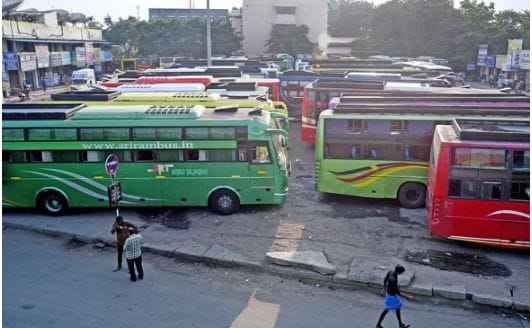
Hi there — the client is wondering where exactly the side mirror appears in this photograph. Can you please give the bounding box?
[280,135,286,147]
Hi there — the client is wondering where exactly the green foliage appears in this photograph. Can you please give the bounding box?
[103,18,241,58]
[327,0,529,71]
[265,24,314,57]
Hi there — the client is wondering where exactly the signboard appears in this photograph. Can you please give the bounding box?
[511,50,522,68]
[75,47,86,67]
[19,52,37,71]
[484,54,496,68]
[466,63,476,71]
[507,39,523,55]
[4,12,45,23]
[35,45,50,68]
[61,51,71,65]
[520,50,530,70]
[495,55,507,69]
[3,52,18,70]
[85,42,95,65]
[50,52,62,67]
[105,154,120,176]
[94,48,101,62]
[107,181,122,207]
[101,50,113,62]
[476,44,488,66]
[70,51,77,66]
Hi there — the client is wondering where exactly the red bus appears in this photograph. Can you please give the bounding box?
[135,75,214,86]
[301,80,529,143]
[427,119,529,249]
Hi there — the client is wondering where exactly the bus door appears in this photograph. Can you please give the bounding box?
[248,141,275,203]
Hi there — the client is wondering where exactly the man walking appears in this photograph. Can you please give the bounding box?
[376,264,411,328]
[110,216,136,271]
[123,227,144,282]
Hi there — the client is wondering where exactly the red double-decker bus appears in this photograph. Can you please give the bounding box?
[427,119,529,249]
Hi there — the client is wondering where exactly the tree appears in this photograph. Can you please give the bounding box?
[103,17,242,58]
[265,24,314,56]
[328,0,374,38]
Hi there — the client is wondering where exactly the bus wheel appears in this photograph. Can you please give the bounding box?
[209,189,240,215]
[398,183,426,209]
[38,191,68,216]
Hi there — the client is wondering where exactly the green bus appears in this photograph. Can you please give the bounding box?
[315,106,529,208]
[46,92,291,147]
[3,103,290,215]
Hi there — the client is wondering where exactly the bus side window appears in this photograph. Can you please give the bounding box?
[3,151,26,163]
[510,181,530,200]
[134,150,157,161]
[185,150,207,161]
[251,144,271,164]
[512,150,530,171]
[28,151,52,162]
[480,181,503,200]
[448,179,476,198]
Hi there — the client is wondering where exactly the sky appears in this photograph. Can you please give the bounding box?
[15,0,531,23]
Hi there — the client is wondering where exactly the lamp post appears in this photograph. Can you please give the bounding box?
[206,0,211,66]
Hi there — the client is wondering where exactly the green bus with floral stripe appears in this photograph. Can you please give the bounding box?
[3,103,289,215]
[315,107,529,208]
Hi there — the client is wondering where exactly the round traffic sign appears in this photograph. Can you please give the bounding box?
[105,154,119,176]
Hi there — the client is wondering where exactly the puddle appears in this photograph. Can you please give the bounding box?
[64,238,86,249]
[406,249,512,277]
[137,208,190,230]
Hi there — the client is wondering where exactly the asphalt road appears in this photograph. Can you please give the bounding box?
[3,229,527,328]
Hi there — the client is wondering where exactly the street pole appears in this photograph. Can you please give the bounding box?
[9,20,24,88]
[206,0,212,66]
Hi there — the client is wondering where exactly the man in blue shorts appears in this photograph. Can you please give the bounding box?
[376,264,411,328]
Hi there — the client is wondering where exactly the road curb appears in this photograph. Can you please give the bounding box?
[3,222,528,313]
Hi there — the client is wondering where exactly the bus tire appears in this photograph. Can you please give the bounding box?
[398,183,426,209]
[38,191,68,216]
[209,189,240,215]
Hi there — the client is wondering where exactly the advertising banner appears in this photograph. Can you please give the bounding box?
[101,50,113,62]
[61,51,72,65]
[507,39,523,54]
[70,51,77,66]
[19,52,37,71]
[85,42,95,65]
[94,48,101,62]
[495,55,507,69]
[35,45,50,68]
[50,52,62,67]
[3,52,18,70]
[75,47,86,67]
[476,44,488,66]
[520,50,529,70]
[466,64,476,71]
[484,54,496,68]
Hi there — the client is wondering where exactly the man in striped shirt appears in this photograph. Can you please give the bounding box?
[123,227,144,282]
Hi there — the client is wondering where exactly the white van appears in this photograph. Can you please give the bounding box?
[71,69,96,88]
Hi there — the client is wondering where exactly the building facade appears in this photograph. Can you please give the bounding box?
[2,10,110,91]
[149,8,228,21]
[241,0,328,57]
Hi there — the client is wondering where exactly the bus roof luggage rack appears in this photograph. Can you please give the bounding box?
[314,80,385,90]
[207,82,257,91]
[2,103,85,120]
[452,119,530,142]
[214,105,239,112]
[51,90,121,101]
[337,95,531,104]
[331,104,530,116]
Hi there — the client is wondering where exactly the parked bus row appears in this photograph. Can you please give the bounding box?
[2,103,290,216]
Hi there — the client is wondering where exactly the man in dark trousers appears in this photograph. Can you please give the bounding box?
[110,216,136,271]
[376,264,411,328]
[123,227,144,282]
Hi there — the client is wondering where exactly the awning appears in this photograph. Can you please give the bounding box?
[7,38,111,45]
